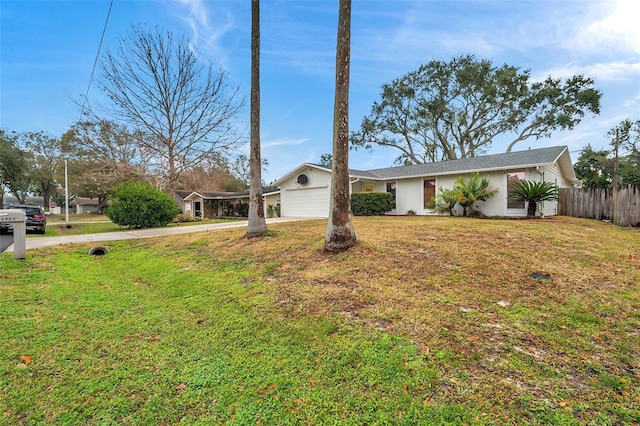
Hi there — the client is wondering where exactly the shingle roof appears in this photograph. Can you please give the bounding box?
[356,146,568,179]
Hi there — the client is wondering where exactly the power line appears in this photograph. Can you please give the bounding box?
[79,0,114,119]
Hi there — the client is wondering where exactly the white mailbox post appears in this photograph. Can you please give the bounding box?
[0,209,26,259]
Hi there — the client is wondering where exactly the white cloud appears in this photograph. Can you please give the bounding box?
[262,138,309,149]
[577,0,640,54]
[173,0,236,68]
[623,94,640,108]
[534,61,640,82]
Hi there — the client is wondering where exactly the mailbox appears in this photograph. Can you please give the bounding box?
[0,209,26,259]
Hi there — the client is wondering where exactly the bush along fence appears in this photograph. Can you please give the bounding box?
[558,185,640,227]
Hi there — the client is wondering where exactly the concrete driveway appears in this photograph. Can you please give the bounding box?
[3,217,320,252]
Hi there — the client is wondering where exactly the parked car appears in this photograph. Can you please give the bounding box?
[0,204,47,234]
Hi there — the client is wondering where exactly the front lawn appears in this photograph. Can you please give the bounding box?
[1,216,638,424]
[41,218,241,237]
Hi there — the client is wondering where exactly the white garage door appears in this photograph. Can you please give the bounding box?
[285,187,330,217]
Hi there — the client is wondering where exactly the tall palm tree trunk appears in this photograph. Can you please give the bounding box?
[247,0,267,237]
[324,0,356,252]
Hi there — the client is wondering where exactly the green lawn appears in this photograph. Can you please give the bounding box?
[1,216,639,425]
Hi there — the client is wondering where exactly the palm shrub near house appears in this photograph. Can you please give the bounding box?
[453,172,498,217]
[434,187,458,216]
[106,181,180,229]
[509,180,559,217]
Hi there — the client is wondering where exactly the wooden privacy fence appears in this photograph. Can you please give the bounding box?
[558,185,640,227]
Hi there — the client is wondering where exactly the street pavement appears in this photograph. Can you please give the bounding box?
[0,233,14,253]
[2,217,320,252]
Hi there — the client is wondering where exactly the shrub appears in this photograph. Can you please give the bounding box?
[351,192,394,216]
[173,213,201,223]
[234,202,249,217]
[434,187,458,215]
[106,181,180,229]
[508,180,559,218]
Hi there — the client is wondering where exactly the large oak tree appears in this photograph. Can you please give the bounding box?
[352,55,601,164]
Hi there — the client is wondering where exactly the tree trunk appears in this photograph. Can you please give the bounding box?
[324,0,356,252]
[246,0,267,237]
[527,200,537,217]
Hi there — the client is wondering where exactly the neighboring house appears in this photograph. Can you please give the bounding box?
[171,190,193,215]
[179,189,281,218]
[273,146,578,218]
[74,197,100,214]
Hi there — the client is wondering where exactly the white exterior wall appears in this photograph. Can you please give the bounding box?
[393,177,423,215]
[280,166,331,217]
[536,164,563,217]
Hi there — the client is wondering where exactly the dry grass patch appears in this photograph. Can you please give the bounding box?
[173,215,639,423]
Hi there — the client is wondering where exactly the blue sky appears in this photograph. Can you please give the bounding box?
[1,0,639,183]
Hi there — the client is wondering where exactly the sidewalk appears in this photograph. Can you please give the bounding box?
[4,217,320,252]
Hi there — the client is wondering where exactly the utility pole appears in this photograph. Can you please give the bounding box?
[612,129,619,225]
[65,159,69,225]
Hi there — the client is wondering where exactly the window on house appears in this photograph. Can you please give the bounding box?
[386,182,396,210]
[423,179,436,209]
[507,171,525,209]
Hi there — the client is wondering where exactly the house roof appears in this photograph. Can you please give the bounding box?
[74,197,99,206]
[181,188,280,201]
[183,191,248,201]
[362,146,575,180]
[274,146,577,185]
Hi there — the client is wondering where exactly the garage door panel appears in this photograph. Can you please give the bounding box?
[285,187,329,217]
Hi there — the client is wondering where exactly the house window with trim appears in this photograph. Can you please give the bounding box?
[507,171,525,209]
[423,179,436,209]
[386,182,396,210]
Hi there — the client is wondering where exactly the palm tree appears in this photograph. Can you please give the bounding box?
[324,0,356,251]
[434,187,458,216]
[453,172,498,217]
[509,180,559,218]
[246,0,267,237]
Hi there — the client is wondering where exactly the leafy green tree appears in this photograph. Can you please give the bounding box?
[61,120,147,212]
[351,55,601,164]
[0,129,32,204]
[508,180,559,218]
[22,131,62,210]
[574,144,613,189]
[452,172,498,217]
[609,118,640,153]
[106,181,180,229]
[618,152,640,185]
[319,153,333,168]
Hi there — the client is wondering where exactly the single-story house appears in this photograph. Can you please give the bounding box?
[74,197,100,214]
[180,189,281,218]
[273,146,578,218]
